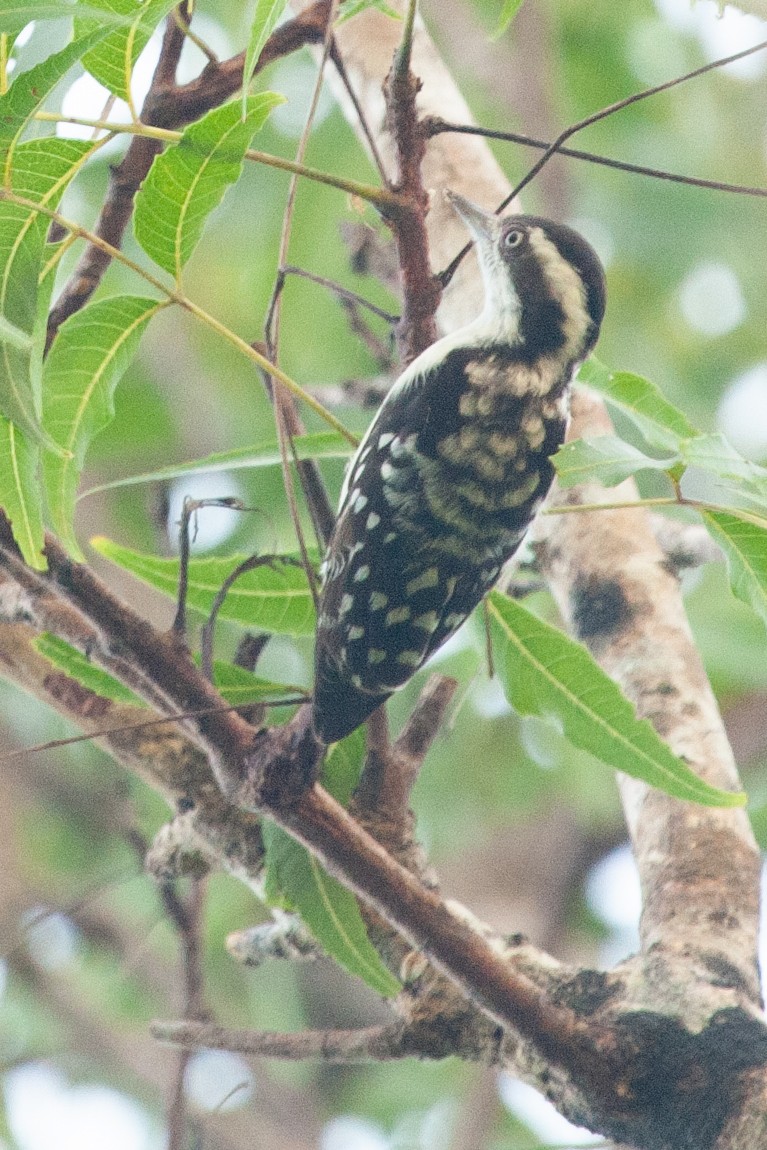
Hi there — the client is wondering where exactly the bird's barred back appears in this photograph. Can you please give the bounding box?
[312,346,570,742]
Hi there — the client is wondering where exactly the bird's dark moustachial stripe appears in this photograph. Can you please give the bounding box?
[312,195,607,743]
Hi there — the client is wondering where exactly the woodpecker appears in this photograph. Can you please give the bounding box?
[312,193,606,743]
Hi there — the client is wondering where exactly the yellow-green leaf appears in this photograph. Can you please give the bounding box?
[487,591,745,808]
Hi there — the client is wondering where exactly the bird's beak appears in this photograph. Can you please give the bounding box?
[445,191,500,257]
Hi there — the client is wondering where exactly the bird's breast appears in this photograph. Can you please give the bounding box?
[406,349,572,543]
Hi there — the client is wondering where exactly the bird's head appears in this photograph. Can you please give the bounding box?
[446,191,606,362]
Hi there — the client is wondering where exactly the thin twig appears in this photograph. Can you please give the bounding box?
[152,1019,411,1061]
[264,0,342,575]
[281,264,399,323]
[438,36,767,287]
[0,699,309,763]
[199,554,304,682]
[172,497,244,638]
[329,39,390,183]
[427,118,767,200]
[164,875,207,1150]
[505,37,767,208]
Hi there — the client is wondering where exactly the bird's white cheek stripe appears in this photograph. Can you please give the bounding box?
[527,228,591,352]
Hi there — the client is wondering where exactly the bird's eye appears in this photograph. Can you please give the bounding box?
[504,229,525,249]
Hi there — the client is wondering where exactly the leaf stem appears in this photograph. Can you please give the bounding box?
[545,495,767,530]
[33,112,403,210]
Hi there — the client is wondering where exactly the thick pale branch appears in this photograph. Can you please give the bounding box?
[533,390,761,1003]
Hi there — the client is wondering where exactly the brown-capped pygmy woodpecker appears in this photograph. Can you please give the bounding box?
[312,193,606,743]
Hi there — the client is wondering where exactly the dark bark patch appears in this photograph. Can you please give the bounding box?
[601,1008,767,1150]
[552,969,621,1016]
[700,952,754,995]
[571,576,633,641]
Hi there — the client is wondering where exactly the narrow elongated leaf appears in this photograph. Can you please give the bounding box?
[34,636,303,708]
[42,296,162,557]
[578,359,697,451]
[335,0,400,23]
[0,4,154,32]
[700,510,767,630]
[79,430,353,497]
[134,94,284,279]
[90,538,316,635]
[77,0,177,102]
[242,0,289,113]
[321,728,366,807]
[0,135,96,451]
[492,0,525,38]
[552,435,677,488]
[682,433,767,495]
[35,633,142,704]
[0,31,106,176]
[0,416,44,567]
[208,659,307,705]
[0,313,31,351]
[262,821,400,997]
[487,591,744,807]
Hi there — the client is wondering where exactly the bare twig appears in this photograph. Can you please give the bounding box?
[199,554,304,682]
[152,1019,410,1061]
[383,0,441,361]
[438,36,767,288]
[172,496,244,638]
[280,264,399,324]
[356,675,458,820]
[504,37,767,208]
[163,876,207,1150]
[427,118,767,200]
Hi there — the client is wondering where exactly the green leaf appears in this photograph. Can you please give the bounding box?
[492,0,525,38]
[41,295,162,558]
[552,435,677,489]
[334,0,400,24]
[34,635,304,710]
[0,416,44,567]
[0,313,31,351]
[90,538,316,635]
[0,30,106,177]
[34,633,142,704]
[134,93,284,279]
[487,590,745,808]
[0,4,159,32]
[77,0,178,103]
[0,136,97,452]
[578,358,698,451]
[700,510,767,630]
[79,430,353,498]
[682,433,767,494]
[262,821,400,997]
[208,659,306,705]
[242,0,289,113]
[321,727,366,807]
